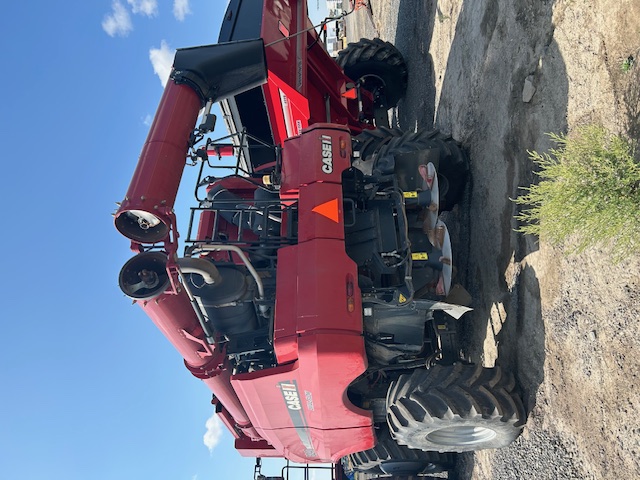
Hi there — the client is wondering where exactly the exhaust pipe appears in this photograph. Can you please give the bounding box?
[114,39,268,244]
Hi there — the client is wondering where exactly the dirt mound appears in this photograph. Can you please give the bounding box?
[346,0,640,478]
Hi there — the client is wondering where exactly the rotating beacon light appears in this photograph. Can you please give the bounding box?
[115,39,268,243]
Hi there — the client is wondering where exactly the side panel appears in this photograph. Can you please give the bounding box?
[273,246,299,364]
[297,183,345,242]
[231,333,374,463]
[243,126,372,461]
[273,238,364,363]
[275,125,359,362]
[262,0,309,144]
[280,123,352,191]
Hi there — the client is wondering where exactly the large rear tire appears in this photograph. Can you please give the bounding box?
[363,128,470,210]
[345,427,456,475]
[337,38,408,108]
[353,126,402,161]
[387,364,525,453]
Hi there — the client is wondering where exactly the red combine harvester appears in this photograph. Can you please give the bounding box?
[114,1,525,477]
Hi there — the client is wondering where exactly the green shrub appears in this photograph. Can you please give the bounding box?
[514,124,640,259]
[622,55,635,73]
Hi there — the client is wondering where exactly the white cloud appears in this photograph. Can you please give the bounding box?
[127,0,158,17]
[102,1,133,37]
[149,40,175,87]
[143,114,153,126]
[203,413,223,453]
[173,0,192,21]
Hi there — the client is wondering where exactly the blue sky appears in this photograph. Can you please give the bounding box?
[0,1,329,479]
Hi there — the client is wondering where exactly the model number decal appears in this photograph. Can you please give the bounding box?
[321,135,333,174]
[304,390,315,411]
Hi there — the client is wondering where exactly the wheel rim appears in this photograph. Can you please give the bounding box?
[426,426,497,446]
[357,74,388,104]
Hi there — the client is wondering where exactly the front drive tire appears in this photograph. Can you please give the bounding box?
[337,38,408,108]
[387,364,526,452]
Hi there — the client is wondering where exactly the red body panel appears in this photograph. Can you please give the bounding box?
[273,238,364,362]
[265,72,311,140]
[243,125,371,460]
[297,184,345,242]
[280,124,352,192]
[261,0,310,144]
[261,0,306,94]
[256,0,368,149]
[232,333,373,463]
[273,246,299,364]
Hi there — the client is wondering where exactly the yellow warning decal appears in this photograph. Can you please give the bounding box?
[398,293,407,303]
[412,252,429,260]
[403,191,418,198]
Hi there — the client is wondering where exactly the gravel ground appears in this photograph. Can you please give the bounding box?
[344,0,640,478]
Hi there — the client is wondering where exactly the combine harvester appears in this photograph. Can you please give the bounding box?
[115,1,525,477]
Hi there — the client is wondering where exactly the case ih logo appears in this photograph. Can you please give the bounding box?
[321,135,333,174]
[277,380,318,458]
[280,382,302,410]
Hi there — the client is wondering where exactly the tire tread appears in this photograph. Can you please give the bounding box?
[387,365,525,452]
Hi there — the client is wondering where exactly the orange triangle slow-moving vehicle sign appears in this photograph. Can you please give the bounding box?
[312,198,339,223]
[341,88,358,99]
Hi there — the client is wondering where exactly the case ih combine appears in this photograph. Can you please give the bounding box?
[115,0,525,476]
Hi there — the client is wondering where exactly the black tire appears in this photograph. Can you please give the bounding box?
[387,364,525,453]
[372,129,470,210]
[353,126,403,161]
[345,427,456,475]
[337,38,408,108]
